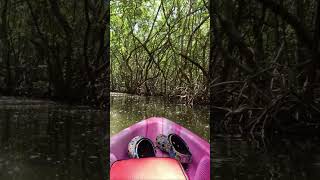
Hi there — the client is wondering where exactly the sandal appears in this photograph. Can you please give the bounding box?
[156,133,192,164]
[128,136,156,158]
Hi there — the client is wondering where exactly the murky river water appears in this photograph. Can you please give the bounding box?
[111,93,320,179]
[0,96,107,180]
[213,135,320,179]
[110,92,210,140]
[1,94,320,179]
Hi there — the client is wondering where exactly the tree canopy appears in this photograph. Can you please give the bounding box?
[111,0,209,104]
[0,0,109,107]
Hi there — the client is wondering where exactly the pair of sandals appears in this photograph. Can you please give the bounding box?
[128,134,192,164]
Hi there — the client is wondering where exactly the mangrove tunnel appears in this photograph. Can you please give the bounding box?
[0,0,320,179]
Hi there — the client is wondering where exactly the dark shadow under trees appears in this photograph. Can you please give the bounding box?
[209,0,320,135]
[0,0,109,108]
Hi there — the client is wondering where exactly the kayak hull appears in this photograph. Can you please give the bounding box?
[110,117,210,180]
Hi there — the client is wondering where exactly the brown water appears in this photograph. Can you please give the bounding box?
[0,96,107,180]
[110,92,210,141]
[1,94,320,179]
[111,93,320,179]
[213,135,320,179]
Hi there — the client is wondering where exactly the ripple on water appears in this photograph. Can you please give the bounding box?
[0,97,105,180]
[110,93,209,141]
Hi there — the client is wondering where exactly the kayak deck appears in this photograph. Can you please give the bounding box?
[110,117,210,180]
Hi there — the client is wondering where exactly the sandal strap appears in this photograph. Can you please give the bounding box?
[156,134,172,152]
[156,134,192,164]
[168,147,192,164]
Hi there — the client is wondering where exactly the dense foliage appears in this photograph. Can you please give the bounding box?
[208,0,320,134]
[1,0,319,134]
[0,0,109,107]
[111,0,209,104]
[111,0,319,134]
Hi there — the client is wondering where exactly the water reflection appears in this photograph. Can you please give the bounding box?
[111,93,320,179]
[3,95,319,179]
[0,97,107,180]
[213,135,320,179]
[110,92,210,141]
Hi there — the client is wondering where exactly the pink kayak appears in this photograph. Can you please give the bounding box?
[110,117,210,180]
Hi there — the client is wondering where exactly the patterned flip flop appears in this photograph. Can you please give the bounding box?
[156,134,192,164]
[128,136,156,158]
